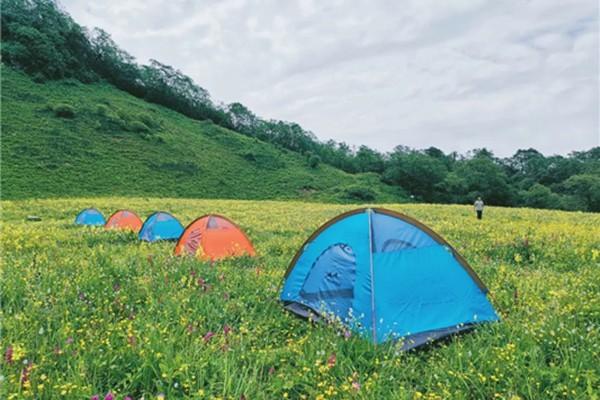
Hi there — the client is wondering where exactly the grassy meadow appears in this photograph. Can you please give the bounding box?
[1,198,599,399]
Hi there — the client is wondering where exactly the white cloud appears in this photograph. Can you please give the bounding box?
[61,0,599,156]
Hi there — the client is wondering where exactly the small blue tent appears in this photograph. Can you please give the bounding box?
[75,208,106,226]
[139,211,184,242]
[281,208,498,349]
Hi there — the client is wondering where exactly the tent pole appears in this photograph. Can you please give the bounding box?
[367,208,377,344]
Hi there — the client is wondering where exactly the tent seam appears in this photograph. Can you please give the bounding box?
[368,208,377,344]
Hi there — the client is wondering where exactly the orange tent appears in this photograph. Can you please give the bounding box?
[174,215,256,261]
[105,210,143,232]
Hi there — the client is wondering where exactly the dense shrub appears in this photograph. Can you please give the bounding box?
[138,113,160,130]
[343,185,376,202]
[95,104,110,116]
[518,184,562,210]
[53,103,75,118]
[561,174,600,212]
[240,150,285,169]
[308,154,321,168]
[127,120,151,133]
[93,105,126,130]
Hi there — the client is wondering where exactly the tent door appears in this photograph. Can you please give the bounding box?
[299,243,356,319]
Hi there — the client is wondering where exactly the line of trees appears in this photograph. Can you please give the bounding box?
[383,147,600,211]
[2,0,599,211]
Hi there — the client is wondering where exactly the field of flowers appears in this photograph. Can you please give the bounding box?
[1,198,599,399]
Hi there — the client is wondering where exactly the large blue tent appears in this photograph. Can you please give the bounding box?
[281,208,498,349]
[75,208,106,226]
[139,211,184,242]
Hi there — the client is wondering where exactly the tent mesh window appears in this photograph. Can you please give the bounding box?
[207,216,219,229]
[156,213,169,222]
[380,238,417,252]
[371,212,437,252]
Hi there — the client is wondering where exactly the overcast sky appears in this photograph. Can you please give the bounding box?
[61,0,599,157]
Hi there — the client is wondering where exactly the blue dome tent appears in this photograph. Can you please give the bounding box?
[139,211,184,242]
[75,208,106,226]
[281,208,498,349]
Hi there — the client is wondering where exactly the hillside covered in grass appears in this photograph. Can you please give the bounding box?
[1,67,403,202]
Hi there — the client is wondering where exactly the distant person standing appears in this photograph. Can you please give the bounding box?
[474,197,484,220]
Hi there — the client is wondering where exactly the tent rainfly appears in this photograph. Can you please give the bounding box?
[139,211,184,242]
[75,208,106,226]
[174,214,256,261]
[105,210,143,232]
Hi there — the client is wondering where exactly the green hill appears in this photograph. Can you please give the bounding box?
[0,67,403,202]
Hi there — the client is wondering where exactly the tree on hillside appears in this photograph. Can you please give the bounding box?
[315,140,358,173]
[504,148,548,185]
[226,102,259,136]
[1,0,97,81]
[438,172,468,204]
[88,28,145,96]
[573,147,600,176]
[519,183,562,210]
[383,147,448,202]
[308,154,321,168]
[355,145,385,173]
[451,151,513,205]
[142,60,211,116]
[562,174,600,212]
[537,155,583,187]
[571,147,600,162]
[271,121,316,154]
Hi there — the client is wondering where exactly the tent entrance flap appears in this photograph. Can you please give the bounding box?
[299,243,356,320]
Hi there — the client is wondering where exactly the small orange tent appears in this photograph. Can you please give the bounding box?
[105,210,143,232]
[174,215,256,261]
